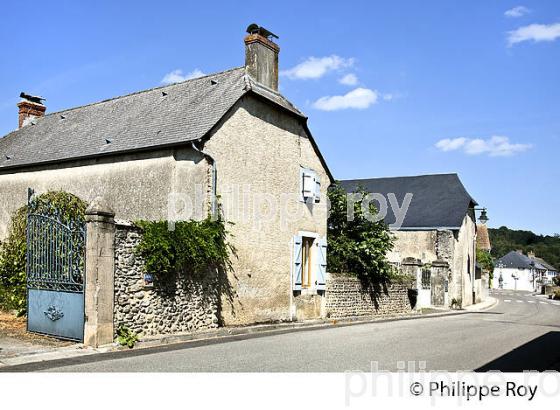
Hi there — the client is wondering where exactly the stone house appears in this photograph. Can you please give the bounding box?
[340,173,482,307]
[0,25,334,331]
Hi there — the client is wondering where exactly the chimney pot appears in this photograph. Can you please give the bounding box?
[17,92,46,129]
[244,24,280,91]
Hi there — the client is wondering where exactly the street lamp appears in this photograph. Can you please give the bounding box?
[478,208,489,224]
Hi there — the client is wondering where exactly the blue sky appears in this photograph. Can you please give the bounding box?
[0,1,559,235]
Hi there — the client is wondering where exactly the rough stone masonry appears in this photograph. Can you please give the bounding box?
[324,273,415,319]
[113,223,220,336]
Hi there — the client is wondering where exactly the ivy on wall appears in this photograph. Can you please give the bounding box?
[0,191,87,315]
[134,216,236,278]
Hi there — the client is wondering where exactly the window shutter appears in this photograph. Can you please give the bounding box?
[315,237,327,290]
[302,170,315,201]
[314,175,321,203]
[292,235,303,290]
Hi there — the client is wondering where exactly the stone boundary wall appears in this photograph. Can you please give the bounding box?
[325,274,415,318]
[113,222,219,337]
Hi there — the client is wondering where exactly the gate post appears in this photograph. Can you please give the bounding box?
[401,257,422,286]
[401,257,422,309]
[84,197,115,347]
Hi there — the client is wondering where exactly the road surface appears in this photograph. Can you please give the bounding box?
[6,290,560,372]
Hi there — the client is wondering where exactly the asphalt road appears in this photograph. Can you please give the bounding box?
[13,290,560,372]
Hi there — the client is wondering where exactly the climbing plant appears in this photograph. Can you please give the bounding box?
[135,214,235,278]
[0,191,87,315]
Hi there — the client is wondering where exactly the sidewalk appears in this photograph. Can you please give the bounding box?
[0,297,498,369]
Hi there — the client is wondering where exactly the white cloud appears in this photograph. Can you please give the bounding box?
[312,88,378,111]
[507,23,560,46]
[435,137,468,152]
[339,73,358,86]
[161,68,205,84]
[435,136,532,157]
[280,55,355,80]
[382,93,394,101]
[504,6,530,18]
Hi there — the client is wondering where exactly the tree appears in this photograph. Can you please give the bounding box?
[476,248,494,286]
[327,182,396,284]
[476,249,494,273]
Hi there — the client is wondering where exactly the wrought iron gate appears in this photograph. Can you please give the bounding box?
[26,189,86,341]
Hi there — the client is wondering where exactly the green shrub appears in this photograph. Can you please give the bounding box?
[135,215,235,278]
[116,326,139,348]
[0,191,87,315]
[554,290,560,301]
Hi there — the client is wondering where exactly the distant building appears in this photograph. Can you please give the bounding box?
[493,250,557,291]
[340,173,482,307]
[527,251,558,285]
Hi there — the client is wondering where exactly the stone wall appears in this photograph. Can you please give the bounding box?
[324,274,415,319]
[113,223,220,336]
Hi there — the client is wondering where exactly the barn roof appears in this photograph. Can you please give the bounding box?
[339,173,477,230]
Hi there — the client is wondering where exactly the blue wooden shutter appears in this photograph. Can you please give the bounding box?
[292,235,303,290]
[315,237,327,290]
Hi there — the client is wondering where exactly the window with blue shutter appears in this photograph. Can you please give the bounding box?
[315,237,327,290]
[292,235,303,290]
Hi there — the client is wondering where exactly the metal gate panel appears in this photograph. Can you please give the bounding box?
[26,189,85,341]
[27,289,84,341]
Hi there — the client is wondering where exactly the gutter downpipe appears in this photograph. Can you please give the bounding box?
[191,140,217,219]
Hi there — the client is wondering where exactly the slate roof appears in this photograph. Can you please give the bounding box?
[339,173,477,230]
[529,255,557,272]
[496,251,539,270]
[0,67,334,179]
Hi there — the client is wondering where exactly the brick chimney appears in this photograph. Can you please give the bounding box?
[244,24,280,91]
[17,92,46,128]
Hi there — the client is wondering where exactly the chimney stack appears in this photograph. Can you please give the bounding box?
[244,24,280,91]
[17,92,46,128]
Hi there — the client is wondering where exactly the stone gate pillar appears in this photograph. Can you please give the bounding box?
[83,197,115,347]
[401,257,422,309]
[401,257,422,286]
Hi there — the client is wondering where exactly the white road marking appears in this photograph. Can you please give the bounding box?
[527,301,535,303]
[504,300,511,303]
[516,300,524,303]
